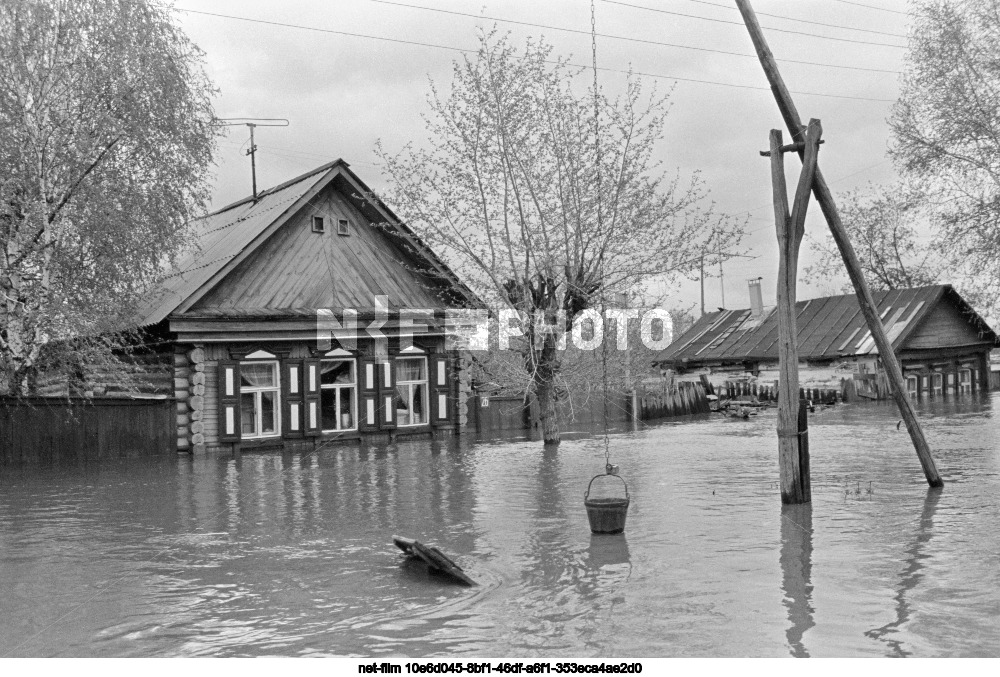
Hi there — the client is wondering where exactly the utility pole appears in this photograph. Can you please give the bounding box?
[736,0,943,489]
[215,118,289,200]
[247,123,257,199]
[718,254,725,309]
[700,254,706,316]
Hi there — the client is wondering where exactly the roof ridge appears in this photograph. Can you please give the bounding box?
[202,159,346,217]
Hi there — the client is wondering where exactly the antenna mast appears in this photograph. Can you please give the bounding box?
[215,118,289,199]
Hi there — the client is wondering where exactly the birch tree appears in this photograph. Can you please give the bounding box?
[378,32,744,445]
[890,0,1000,318]
[0,0,217,395]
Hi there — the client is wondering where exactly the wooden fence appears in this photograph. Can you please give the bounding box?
[0,397,175,464]
[718,380,839,405]
[473,383,711,435]
[636,381,711,419]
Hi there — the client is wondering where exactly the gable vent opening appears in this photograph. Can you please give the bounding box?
[337,218,350,236]
[312,216,325,233]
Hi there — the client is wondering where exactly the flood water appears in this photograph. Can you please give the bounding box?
[2,394,999,657]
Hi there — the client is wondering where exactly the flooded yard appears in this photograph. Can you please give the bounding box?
[1,394,999,657]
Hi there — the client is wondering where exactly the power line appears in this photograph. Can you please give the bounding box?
[177,7,469,55]
[368,0,901,74]
[742,159,894,235]
[600,0,908,49]
[830,0,909,16]
[174,6,896,103]
[679,0,908,38]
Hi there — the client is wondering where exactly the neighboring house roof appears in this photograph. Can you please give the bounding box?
[138,160,480,327]
[655,285,999,368]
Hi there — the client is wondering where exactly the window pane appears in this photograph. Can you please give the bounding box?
[260,391,277,433]
[395,358,425,382]
[240,392,256,436]
[321,360,355,385]
[396,384,410,425]
[412,384,426,424]
[321,388,338,430]
[241,362,276,388]
[340,387,355,429]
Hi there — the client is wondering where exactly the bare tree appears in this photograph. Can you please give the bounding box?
[0,0,218,395]
[804,183,942,293]
[378,31,744,445]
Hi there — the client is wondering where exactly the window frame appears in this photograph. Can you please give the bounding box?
[906,375,918,397]
[931,372,943,396]
[312,215,326,233]
[337,218,350,236]
[320,358,358,432]
[395,356,429,427]
[959,368,972,393]
[240,359,281,440]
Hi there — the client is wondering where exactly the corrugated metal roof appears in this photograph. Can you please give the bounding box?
[655,285,997,367]
[138,163,336,326]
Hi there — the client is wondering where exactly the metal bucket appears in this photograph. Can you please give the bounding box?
[584,473,630,534]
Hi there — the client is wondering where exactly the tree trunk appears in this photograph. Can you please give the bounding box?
[536,379,561,446]
[532,331,561,446]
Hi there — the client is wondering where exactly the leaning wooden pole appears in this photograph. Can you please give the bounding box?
[769,121,821,503]
[735,0,944,488]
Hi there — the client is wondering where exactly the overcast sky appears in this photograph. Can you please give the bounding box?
[173,0,913,314]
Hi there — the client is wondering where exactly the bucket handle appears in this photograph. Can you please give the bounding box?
[585,473,629,501]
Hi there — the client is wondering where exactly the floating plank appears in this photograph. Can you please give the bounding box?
[392,534,476,586]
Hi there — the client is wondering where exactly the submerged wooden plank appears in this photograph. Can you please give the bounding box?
[391,534,476,586]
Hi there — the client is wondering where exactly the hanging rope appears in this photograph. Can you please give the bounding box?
[591,0,612,471]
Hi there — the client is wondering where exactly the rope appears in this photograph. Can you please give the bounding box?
[591,0,612,471]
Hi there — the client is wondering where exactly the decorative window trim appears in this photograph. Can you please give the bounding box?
[320,358,358,432]
[240,360,281,439]
[228,344,290,360]
[395,356,428,427]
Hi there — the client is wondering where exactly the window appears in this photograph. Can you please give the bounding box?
[959,369,972,393]
[931,373,943,396]
[395,357,428,426]
[240,361,280,438]
[337,218,350,236]
[906,375,918,397]
[312,216,325,233]
[320,359,356,431]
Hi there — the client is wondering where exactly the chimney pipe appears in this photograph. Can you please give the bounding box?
[748,277,764,318]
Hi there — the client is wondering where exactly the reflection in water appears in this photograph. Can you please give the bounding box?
[2,396,1000,656]
[586,533,631,570]
[779,503,814,658]
[864,488,941,657]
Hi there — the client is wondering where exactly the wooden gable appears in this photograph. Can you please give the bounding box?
[189,178,451,313]
[902,293,995,350]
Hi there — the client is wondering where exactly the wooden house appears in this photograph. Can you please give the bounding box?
[134,159,481,453]
[654,285,999,399]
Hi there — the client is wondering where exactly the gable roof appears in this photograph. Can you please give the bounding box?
[655,285,998,368]
[138,160,479,326]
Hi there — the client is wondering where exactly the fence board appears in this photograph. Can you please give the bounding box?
[0,397,175,464]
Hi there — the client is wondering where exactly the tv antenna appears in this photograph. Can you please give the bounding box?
[215,118,289,199]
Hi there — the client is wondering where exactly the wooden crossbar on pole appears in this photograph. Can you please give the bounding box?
[735,0,944,488]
